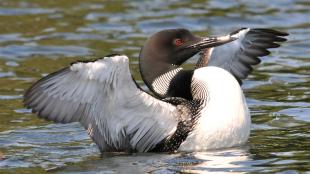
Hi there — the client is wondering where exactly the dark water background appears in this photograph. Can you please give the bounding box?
[0,0,309,173]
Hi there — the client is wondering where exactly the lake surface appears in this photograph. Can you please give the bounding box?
[0,0,309,173]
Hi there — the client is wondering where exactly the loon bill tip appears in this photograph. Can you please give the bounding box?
[187,34,237,50]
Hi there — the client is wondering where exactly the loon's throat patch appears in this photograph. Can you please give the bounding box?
[152,68,182,96]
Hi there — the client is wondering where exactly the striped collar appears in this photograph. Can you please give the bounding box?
[151,68,182,96]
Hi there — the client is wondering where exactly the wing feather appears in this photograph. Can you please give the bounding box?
[202,28,288,84]
[24,55,178,152]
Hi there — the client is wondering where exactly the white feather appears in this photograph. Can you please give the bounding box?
[25,55,179,152]
[178,66,251,151]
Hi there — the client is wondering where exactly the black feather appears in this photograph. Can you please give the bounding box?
[199,28,288,84]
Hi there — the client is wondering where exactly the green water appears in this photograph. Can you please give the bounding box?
[0,0,309,173]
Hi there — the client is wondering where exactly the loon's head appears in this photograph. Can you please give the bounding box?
[139,28,236,95]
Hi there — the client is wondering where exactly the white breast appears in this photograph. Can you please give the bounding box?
[178,66,251,151]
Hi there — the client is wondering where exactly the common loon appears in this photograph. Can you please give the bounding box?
[24,28,288,152]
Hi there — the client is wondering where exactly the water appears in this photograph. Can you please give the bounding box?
[0,0,309,173]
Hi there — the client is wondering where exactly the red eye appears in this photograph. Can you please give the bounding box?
[174,39,183,46]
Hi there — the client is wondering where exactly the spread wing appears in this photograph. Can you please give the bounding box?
[24,55,179,152]
[198,28,288,84]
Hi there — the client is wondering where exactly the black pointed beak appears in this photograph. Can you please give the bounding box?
[187,33,237,50]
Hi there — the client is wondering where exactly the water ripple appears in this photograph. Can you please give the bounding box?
[0,8,56,16]
[0,45,92,59]
[0,0,309,173]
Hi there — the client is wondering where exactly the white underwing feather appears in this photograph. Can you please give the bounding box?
[24,55,179,152]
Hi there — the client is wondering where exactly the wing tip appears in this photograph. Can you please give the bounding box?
[256,28,289,37]
[23,88,36,110]
[251,28,289,39]
[23,66,70,106]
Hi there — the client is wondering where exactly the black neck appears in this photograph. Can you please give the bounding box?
[139,48,194,100]
[139,56,193,100]
[139,53,175,94]
[166,70,193,100]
